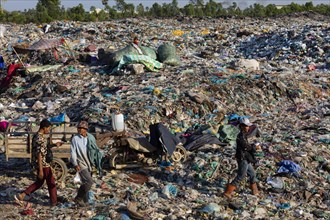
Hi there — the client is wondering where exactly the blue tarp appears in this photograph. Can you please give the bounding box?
[227,114,250,122]
[277,160,301,174]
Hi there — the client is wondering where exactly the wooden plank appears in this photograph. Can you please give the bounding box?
[52,148,70,152]
[7,136,27,139]
[7,150,70,159]
[53,153,70,159]
[51,126,77,133]
[7,152,31,158]
[7,144,70,150]
[7,139,28,144]
[6,145,29,149]
[52,149,70,153]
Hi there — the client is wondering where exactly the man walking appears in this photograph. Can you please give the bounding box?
[70,121,103,206]
[224,118,261,199]
[15,119,62,206]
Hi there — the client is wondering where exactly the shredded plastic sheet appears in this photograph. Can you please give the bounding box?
[112,54,163,73]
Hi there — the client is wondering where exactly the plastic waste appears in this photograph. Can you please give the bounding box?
[277,160,301,174]
[90,215,107,220]
[157,43,181,66]
[148,192,158,202]
[0,25,5,38]
[73,172,81,184]
[199,203,221,213]
[0,15,329,220]
[162,184,178,198]
[277,203,291,209]
[266,177,284,189]
[49,113,66,123]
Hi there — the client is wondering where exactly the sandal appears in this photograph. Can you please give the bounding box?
[14,195,24,206]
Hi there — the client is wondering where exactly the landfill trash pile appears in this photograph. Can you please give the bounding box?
[0,14,329,219]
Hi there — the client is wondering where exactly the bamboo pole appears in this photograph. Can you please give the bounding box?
[12,47,29,73]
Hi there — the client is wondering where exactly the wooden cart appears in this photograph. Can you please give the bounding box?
[2,121,78,186]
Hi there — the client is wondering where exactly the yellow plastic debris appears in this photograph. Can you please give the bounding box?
[263,29,269,33]
[174,128,183,133]
[153,88,161,95]
[200,29,210,35]
[172,30,185,36]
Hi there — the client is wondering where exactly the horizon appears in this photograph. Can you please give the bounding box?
[2,0,330,12]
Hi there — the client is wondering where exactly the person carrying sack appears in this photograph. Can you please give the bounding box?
[224,118,262,199]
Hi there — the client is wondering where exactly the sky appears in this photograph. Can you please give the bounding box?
[1,0,330,12]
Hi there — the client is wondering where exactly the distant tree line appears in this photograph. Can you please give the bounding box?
[0,0,329,24]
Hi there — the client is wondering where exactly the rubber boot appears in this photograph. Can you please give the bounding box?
[250,183,259,196]
[224,184,236,199]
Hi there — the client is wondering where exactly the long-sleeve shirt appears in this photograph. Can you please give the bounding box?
[235,131,256,163]
[70,134,92,171]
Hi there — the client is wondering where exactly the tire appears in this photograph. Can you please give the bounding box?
[171,144,188,163]
[109,149,125,169]
[50,158,68,183]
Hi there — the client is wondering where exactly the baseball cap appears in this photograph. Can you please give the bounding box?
[239,117,252,126]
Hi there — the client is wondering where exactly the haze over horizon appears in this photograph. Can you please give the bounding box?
[2,0,330,12]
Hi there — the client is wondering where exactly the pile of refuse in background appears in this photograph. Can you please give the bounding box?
[0,13,329,219]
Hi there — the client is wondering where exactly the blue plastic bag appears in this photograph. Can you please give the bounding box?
[49,113,65,123]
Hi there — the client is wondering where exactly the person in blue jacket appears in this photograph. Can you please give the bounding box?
[70,121,103,206]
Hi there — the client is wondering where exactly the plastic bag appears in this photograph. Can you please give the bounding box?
[266,177,284,189]
[157,43,181,66]
[108,45,137,69]
[162,184,178,198]
[73,172,81,184]
[140,46,157,60]
[0,25,6,38]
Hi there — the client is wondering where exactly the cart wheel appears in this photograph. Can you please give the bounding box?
[109,149,125,169]
[171,144,187,163]
[51,158,68,183]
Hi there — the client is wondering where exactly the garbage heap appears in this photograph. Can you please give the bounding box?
[0,13,329,219]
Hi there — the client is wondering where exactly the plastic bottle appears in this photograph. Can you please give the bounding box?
[112,113,125,132]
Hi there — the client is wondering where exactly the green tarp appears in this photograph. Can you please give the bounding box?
[112,54,163,73]
[108,44,157,69]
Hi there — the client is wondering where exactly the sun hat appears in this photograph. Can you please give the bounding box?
[77,121,88,129]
